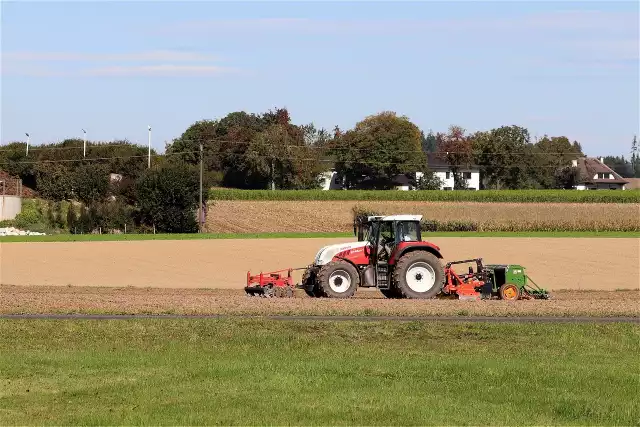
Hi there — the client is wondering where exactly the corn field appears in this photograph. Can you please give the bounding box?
[206,201,640,233]
[209,189,640,203]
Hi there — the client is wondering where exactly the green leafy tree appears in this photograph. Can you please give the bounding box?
[421,130,438,153]
[135,163,204,233]
[473,125,531,189]
[72,164,110,204]
[331,111,425,189]
[416,170,444,190]
[528,136,584,188]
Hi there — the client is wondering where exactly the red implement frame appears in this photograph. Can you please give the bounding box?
[245,268,295,297]
[442,266,484,301]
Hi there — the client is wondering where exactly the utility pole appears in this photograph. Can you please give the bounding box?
[25,133,30,156]
[82,129,87,157]
[199,140,204,233]
[270,158,275,190]
[147,125,152,168]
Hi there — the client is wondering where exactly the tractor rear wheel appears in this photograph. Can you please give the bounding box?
[499,283,520,301]
[317,261,359,298]
[393,251,444,299]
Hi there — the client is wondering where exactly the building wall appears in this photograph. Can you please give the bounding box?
[0,196,22,220]
[432,170,480,190]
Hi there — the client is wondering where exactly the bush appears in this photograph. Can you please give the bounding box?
[135,163,205,233]
[209,189,640,203]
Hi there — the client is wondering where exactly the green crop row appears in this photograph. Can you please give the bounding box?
[209,189,640,203]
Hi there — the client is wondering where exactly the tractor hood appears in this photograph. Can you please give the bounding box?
[314,241,369,266]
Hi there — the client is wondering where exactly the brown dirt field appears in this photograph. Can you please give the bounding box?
[1,286,638,317]
[1,237,638,291]
[206,201,640,232]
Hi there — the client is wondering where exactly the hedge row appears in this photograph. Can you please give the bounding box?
[209,189,640,203]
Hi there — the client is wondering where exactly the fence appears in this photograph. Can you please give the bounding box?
[0,177,24,197]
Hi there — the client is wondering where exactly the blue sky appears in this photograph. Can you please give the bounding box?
[1,1,638,156]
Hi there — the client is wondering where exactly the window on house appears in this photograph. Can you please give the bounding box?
[444,187,452,191]
[445,172,451,179]
[463,172,472,179]
[597,172,609,179]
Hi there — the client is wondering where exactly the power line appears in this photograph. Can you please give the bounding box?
[0,150,587,168]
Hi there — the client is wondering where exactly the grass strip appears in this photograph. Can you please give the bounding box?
[0,230,638,243]
[0,319,638,425]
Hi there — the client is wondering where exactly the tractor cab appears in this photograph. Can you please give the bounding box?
[364,215,422,262]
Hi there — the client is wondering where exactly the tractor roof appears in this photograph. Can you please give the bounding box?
[367,214,423,222]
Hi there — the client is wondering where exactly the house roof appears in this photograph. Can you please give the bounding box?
[575,157,629,184]
[390,174,415,186]
[426,153,479,170]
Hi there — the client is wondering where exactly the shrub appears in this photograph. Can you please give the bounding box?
[135,163,205,233]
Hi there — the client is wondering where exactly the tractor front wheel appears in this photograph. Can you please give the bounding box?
[317,261,359,298]
[393,251,444,299]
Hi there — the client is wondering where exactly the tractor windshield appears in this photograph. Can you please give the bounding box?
[397,221,420,242]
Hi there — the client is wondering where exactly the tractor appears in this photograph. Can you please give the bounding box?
[300,214,445,299]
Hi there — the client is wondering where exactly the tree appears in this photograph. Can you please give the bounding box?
[631,135,640,178]
[603,156,634,178]
[416,170,444,190]
[72,163,110,204]
[331,111,425,189]
[555,165,584,189]
[135,163,204,233]
[435,125,473,190]
[421,130,437,153]
[529,136,584,188]
[473,125,531,189]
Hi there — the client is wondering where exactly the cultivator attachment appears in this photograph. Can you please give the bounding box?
[244,268,296,298]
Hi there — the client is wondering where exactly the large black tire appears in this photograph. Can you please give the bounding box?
[379,285,402,299]
[317,261,359,298]
[302,268,324,298]
[393,251,444,299]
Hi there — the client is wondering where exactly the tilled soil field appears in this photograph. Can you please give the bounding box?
[206,201,640,232]
[1,286,638,317]
[1,237,638,291]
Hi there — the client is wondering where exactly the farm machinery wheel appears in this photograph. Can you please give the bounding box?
[393,251,444,299]
[379,285,402,299]
[499,283,520,301]
[317,261,359,298]
[302,268,324,298]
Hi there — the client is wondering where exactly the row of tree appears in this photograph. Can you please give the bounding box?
[168,108,639,190]
[0,141,205,233]
[1,108,638,232]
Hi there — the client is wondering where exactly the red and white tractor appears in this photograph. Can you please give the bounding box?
[300,214,445,299]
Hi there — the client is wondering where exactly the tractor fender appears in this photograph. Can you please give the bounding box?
[388,242,443,266]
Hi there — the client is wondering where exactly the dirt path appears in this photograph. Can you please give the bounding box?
[1,286,638,318]
[1,237,638,290]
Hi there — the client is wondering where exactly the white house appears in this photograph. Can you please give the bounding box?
[424,153,481,190]
[571,157,629,190]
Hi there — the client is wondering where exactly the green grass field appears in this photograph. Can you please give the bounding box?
[1,319,638,425]
[0,230,638,243]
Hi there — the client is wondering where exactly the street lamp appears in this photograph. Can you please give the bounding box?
[25,133,30,156]
[82,129,87,157]
[148,125,151,168]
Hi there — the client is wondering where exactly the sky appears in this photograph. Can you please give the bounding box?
[1,0,638,157]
